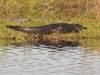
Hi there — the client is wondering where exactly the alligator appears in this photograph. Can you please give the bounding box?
[6,23,87,35]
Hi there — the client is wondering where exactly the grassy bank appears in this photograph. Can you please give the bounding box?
[0,0,100,41]
[0,13,100,40]
[0,16,100,48]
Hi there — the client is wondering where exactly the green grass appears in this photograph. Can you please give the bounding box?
[0,15,100,41]
[0,4,100,42]
[0,21,26,41]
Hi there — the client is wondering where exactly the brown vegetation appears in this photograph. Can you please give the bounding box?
[0,0,100,20]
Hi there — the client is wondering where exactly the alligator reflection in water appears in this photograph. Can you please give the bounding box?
[14,39,82,48]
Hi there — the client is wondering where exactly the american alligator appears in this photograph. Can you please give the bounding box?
[7,23,87,35]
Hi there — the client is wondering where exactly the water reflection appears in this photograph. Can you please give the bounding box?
[13,38,81,47]
[11,39,82,53]
[0,39,100,75]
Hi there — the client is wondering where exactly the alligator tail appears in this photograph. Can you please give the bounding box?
[7,26,42,34]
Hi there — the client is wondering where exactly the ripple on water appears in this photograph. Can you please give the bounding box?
[0,44,100,75]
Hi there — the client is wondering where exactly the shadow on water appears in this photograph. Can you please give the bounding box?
[1,38,100,48]
[1,38,100,52]
[5,38,83,52]
[11,38,81,47]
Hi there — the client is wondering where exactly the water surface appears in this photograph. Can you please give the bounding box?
[0,39,100,75]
